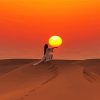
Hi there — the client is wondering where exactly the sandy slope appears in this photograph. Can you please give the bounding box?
[0,59,100,100]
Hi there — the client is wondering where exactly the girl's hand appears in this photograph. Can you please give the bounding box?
[55,47,58,48]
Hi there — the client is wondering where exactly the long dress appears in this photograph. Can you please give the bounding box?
[33,48,54,65]
[44,48,53,61]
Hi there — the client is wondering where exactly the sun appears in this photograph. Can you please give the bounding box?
[48,35,63,47]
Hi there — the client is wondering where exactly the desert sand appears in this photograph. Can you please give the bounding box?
[0,59,100,100]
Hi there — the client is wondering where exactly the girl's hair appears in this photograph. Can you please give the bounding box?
[44,44,48,55]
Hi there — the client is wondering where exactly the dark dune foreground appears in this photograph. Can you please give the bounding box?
[0,59,100,100]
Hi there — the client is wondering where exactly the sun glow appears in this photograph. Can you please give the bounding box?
[48,35,63,47]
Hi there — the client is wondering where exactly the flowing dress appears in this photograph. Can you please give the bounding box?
[33,48,54,65]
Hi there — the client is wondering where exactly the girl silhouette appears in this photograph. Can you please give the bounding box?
[33,44,57,65]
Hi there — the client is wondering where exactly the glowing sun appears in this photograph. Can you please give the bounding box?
[48,35,63,47]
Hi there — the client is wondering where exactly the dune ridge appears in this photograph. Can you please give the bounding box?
[0,59,100,100]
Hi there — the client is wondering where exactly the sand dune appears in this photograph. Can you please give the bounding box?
[0,59,100,100]
[0,59,33,76]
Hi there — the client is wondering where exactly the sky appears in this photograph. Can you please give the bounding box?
[0,0,100,60]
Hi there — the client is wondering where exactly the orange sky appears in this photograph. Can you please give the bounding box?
[0,0,100,59]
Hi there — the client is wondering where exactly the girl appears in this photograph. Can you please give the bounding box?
[33,44,57,65]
